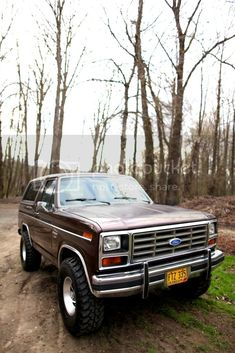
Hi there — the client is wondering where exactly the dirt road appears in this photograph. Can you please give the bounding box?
[0,203,234,353]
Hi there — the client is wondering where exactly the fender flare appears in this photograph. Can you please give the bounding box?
[58,244,95,296]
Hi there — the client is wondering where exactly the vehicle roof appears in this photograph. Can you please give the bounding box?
[29,172,131,183]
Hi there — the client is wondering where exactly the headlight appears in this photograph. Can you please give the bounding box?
[208,222,216,235]
[103,236,121,251]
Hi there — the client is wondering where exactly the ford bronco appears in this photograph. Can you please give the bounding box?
[18,173,224,335]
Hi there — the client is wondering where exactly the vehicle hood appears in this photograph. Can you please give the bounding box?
[63,203,214,232]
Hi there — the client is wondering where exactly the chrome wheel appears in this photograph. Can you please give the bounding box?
[21,240,26,262]
[63,276,76,316]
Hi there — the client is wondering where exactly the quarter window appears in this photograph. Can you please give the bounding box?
[23,181,42,201]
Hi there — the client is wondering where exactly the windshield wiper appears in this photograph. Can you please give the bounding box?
[65,198,110,205]
[114,196,137,200]
[114,196,151,203]
[65,198,96,202]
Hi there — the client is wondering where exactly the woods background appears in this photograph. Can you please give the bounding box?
[0,0,234,205]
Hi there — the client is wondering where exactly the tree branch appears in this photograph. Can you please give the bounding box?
[184,0,202,36]
[155,33,176,70]
[184,34,235,89]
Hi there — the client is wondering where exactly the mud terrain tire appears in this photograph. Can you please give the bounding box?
[58,257,104,336]
[20,231,41,271]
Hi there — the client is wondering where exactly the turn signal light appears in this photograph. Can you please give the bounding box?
[83,232,93,240]
[208,238,216,246]
[102,256,122,267]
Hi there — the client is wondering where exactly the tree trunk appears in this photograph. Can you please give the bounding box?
[166,3,185,205]
[132,80,139,179]
[231,108,235,195]
[222,121,230,195]
[184,68,204,198]
[119,84,129,174]
[34,57,50,178]
[50,9,63,174]
[135,0,155,200]
[210,56,223,195]
[146,68,167,203]
[0,117,3,198]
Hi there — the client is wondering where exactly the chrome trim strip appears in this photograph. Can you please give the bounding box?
[100,220,212,236]
[93,286,142,298]
[92,271,142,286]
[18,211,92,242]
[58,244,95,295]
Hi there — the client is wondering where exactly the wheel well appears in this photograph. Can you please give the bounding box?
[59,247,80,265]
[58,246,94,294]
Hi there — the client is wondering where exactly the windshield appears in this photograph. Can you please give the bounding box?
[59,175,151,206]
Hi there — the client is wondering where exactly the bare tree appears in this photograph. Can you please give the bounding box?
[116,62,136,174]
[231,105,235,195]
[33,47,51,177]
[91,89,120,172]
[184,66,206,197]
[17,58,30,185]
[209,48,224,194]
[90,103,111,172]
[0,7,14,197]
[134,0,155,199]
[161,0,235,204]
[44,0,85,173]
[91,60,136,175]
[146,66,168,203]
[106,1,155,198]
[0,110,3,198]
[132,80,139,179]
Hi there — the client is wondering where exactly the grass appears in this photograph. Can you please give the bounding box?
[160,305,229,350]
[158,256,235,350]
[208,256,235,303]
[192,255,235,317]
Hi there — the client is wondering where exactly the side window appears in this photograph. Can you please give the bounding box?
[41,179,56,210]
[23,180,42,202]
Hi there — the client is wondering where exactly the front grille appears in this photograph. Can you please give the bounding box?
[132,224,208,262]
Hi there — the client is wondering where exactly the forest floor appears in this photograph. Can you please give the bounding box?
[0,198,234,353]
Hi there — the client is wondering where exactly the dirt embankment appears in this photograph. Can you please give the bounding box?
[0,201,234,353]
[181,195,235,255]
[181,195,235,229]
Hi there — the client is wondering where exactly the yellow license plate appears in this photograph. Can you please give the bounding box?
[166,267,189,286]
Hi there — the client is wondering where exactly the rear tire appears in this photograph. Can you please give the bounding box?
[20,231,41,271]
[170,273,211,299]
[58,257,104,336]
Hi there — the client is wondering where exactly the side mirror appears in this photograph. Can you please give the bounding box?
[36,201,49,213]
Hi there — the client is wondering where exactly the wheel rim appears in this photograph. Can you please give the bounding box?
[63,276,76,316]
[21,240,26,262]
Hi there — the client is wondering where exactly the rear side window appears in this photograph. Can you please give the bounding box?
[23,180,42,201]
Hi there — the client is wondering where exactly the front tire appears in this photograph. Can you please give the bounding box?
[170,273,211,299]
[20,231,41,271]
[58,257,104,336]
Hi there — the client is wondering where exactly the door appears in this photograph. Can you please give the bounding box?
[33,179,56,254]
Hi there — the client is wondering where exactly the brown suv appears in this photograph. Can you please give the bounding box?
[18,173,224,335]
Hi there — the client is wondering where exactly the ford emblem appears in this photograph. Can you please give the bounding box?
[169,238,182,247]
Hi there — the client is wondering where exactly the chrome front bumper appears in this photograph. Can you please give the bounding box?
[92,249,224,298]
